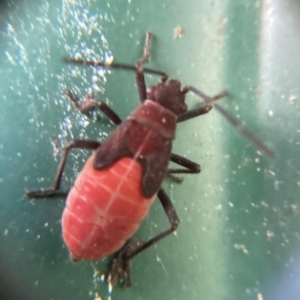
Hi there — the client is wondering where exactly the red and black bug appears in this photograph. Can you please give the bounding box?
[26,33,274,286]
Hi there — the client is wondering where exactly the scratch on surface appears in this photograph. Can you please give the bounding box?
[156,255,168,276]
[234,244,248,254]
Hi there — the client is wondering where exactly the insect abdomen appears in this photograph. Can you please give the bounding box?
[62,155,156,260]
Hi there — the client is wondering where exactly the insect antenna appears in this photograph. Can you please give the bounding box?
[63,58,168,79]
[186,86,275,158]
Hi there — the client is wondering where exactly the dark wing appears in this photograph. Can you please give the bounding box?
[93,119,172,199]
[138,147,171,198]
[93,121,133,170]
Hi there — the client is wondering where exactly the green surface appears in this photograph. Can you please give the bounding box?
[1,0,300,299]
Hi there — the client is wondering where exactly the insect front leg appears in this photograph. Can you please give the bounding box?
[177,89,228,123]
[63,31,168,102]
[65,89,122,125]
[108,188,179,286]
[25,139,101,198]
[135,32,168,103]
[135,32,153,103]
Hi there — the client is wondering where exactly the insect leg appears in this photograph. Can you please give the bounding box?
[166,153,201,183]
[135,32,153,103]
[168,153,201,174]
[129,188,179,259]
[109,188,179,286]
[25,139,101,198]
[108,239,143,287]
[63,32,168,104]
[136,32,153,70]
[65,89,122,125]
[181,86,275,158]
[177,90,228,123]
[135,32,169,104]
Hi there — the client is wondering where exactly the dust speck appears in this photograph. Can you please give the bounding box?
[234,244,248,254]
[173,26,184,39]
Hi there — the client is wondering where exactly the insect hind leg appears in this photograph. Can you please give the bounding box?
[108,238,144,287]
[108,188,179,286]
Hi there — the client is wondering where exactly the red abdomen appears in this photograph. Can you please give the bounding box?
[62,154,156,260]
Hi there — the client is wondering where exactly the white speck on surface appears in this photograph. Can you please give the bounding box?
[274,180,283,190]
[107,274,113,295]
[94,293,102,300]
[234,244,248,254]
[156,255,168,275]
[268,170,275,176]
[288,95,296,105]
[257,292,263,300]
[93,268,99,280]
[5,51,16,65]
[105,53,114,65]
[266,230,274,240]
[268,110,273,116]
[7,23,15,34]
[291,205,297,213]
[173,26,184,38]
[74,53,82,60]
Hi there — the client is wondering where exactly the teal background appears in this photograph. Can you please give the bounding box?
[1,0,300,299]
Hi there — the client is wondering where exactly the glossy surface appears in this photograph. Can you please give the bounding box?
[1,0,300,300]
[63,156,155,260]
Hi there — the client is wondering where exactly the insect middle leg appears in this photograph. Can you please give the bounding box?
[168,153,201,174]
[166,153,202,183]
[26,139,101,197]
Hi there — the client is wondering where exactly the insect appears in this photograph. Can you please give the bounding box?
[26,32,274,286]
